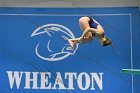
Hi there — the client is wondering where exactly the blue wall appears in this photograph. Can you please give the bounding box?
[0,7,140,93]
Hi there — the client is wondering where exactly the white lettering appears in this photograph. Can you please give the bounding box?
[90,73,103,90]
[77,72,90,90]
[7,71,23,89]
[24,72,38,89]
[7,71,103,90]
[52,72,66,89]
[65,72,77,89]
[40,72,51,89]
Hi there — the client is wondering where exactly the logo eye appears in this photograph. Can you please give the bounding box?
[61,36,69,40]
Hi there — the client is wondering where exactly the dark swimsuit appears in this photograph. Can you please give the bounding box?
[88,17,99,37]
[89,17,99,29]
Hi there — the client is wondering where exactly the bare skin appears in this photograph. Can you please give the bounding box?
[68,16,105,49]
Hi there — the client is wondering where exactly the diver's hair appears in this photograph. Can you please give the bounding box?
[102,37,112,46]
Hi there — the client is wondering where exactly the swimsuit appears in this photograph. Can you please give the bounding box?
[88,17,99,29]
[88,17,99,37]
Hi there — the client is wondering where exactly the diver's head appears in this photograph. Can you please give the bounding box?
[99,36,112,46]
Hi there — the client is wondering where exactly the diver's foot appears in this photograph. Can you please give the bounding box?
[68,39,74,50]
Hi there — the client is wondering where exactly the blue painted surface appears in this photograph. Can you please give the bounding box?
[0,7,140,93]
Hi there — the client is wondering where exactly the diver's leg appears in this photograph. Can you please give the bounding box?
[79,17,93,43]
[68,36,92,48]
[68,17,93,49]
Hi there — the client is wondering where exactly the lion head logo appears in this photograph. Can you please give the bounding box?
[31,24,78,61]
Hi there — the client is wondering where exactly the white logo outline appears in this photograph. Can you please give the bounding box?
[31,24,78,62]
